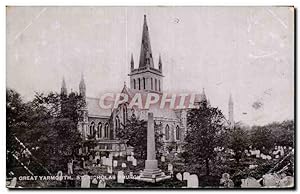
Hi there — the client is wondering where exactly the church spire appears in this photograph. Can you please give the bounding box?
[139,15,154,68]
[79,73,86,98]
[228,93,234,129]
[130,53,134,71]
[61,77,67,96]
[158,54,162,72]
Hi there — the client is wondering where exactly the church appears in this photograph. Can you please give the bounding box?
[60,15,234,155]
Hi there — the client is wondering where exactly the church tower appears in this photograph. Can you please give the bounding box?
[228,94,234,129]
[128,15,163,94]
[61,77,67,96]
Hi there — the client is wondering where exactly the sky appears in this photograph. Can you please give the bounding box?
[6,6,294,126]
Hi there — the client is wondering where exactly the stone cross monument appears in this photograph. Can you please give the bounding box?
[140,112,170,182]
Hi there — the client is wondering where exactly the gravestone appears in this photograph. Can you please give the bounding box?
[129,172,134,178]
[168,163,173,172]
[122,163,127,168]
[67,160,73,175]
[263,173,280,187]
[132,158,137,166]
[176,173,182,181]
[117,171,125,183]
[107,166,113,174]
[241,177,261,188]
[107,158,113,167]
[98,179,106,188]
[8,177,17,188]
[81,174,91,188]
[113,160,118,167]
[187,174,199,188]
[183,172,190,180]
[57,171,63,181]
[220,173,234,188]
[279,176,294,187]
[161,156,165,162]
[92,178,98,185]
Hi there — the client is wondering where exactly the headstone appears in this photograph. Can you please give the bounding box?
[113,160,118,167]
[117,171,125,183]
[81,174,91,188]
[127,156,131,162]
[114,152,119,157]
[187,174,199,188]
[129,172,134,178]
[122,163,127,168]
[8,177,17,188]
[107,158,113,167]
[176,173,182,181]
[183,172,190,180]
[263,173,280,187]
[161,156,165,162]
[101,157,107,165]
[131,152,134,156]
[279,176,294,187]
[167,163,173,172]
[119,152,123,157]
[220,173,234,188]
[132,158,137,166]
[98,179,106,188]
[57,171,63,181]
[107,166,113,174]
[275,155,279,159]
[92,178,98,185]
[67,160,73,175]
[241,177,261,188]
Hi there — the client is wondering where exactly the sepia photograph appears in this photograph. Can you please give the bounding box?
[6,6,295,189]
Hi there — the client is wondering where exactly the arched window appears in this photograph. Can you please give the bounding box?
[151,78,153,90]
[133,79,136,89]
[176,125,180,140]
[138,78,141,90]
[90,122,95,136]
[116,116,120,129]
[104,123,109,138]
[165,124,170,140]
[155,79,157,91]
[159,80,161,91]
[97,122,102,138]
[143,77,146,89]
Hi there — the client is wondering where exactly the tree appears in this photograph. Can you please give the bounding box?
[266,120,294,147]
[250,126,275,154]
[7,89,85,174]
[227,126,249,165]
[184,100,226,175]
[116,116,163,160]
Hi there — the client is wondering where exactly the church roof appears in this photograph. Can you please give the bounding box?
[86,97,112,118]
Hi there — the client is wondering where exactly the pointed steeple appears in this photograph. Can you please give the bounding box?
[228,93,234,129]
[158,54,162,72]
[201,88,207,102]
[61,77,67,96]
[130,53,134,71]
[139,15,154,68]
[79,73,86,98]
